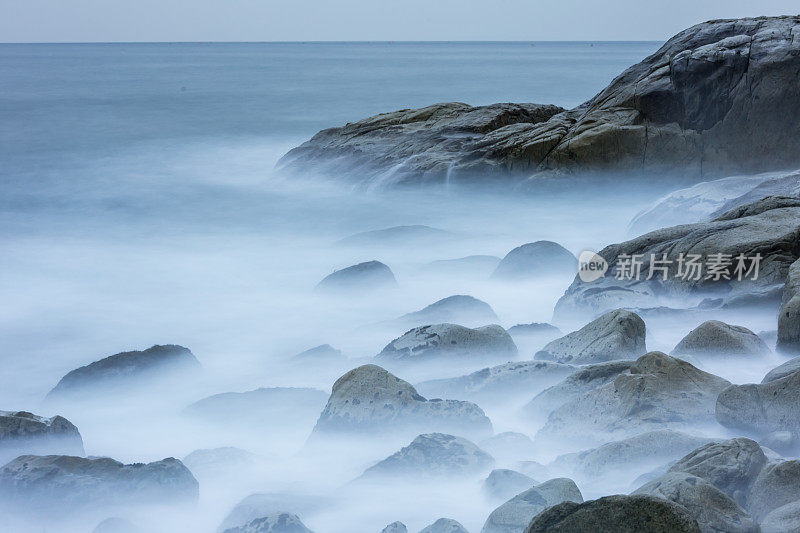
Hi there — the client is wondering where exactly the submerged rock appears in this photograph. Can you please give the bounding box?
[672,320,769,358]
[222,513,314,533]
[183,387,328,426]
[310,365,492,439]
[534,309,646,364]
[315,260,397,292]
[416,361,574,405]
[398,295,497,326]
[481,478,583,533]
[525,494,701,533]
[633,472,757,533]
[778,257,800,354]
[482,469,537,501]
[0,454,198,512]
[536,352,730,445]
[375,324,517,364]
[491,241,577,281]
[716,370,800,436]
[0,410,84,464]
[360,433,493,479]
[419,518,469,533]
[46,344,201,400]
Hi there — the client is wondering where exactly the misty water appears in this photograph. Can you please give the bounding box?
[1,42,788,532]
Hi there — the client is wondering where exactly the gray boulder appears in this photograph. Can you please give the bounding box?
[183,387,328,426]
[375,324,517,364]
[0,454,198,512]
[361,433,493,479]
[747,459,800,522]
[534,309,646,364]
[483,469,537,502]
[281,18,800,185]
[0,410,84,464]
[381,522,408,533]
[315,260,396,292]
[633,472,757,533]
[761,501,800,533]
[481,478,583,533]
[537,352,730,445]
[491,242,577,281]
[336,225,451,247]
[778,257,800,354]
[416,361,574,405]
[524,494,701,533]
[46,344,201,400]
[419,518,469,533]
[398,295,497,326]
[762,356,800,383]
[716,370,800,436]
[219,493,325,532]
[672,321,769,358]
[668,438,766,507]
[554,197,800,320]
[310,365,492,439]
[222,513,313,533]
[522,360,633,421]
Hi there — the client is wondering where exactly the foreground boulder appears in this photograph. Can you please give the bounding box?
[537,352,730,445]
[398,295,497,326]
[747,459,800,522]
[534,309,646,364]
[222,513,314,533]
[419,518,469,533]
[416,361,574,405]
[183,387,328,427]
[360,433,493,479]
[375,324,517,364]
[310,365,491,439]
[778,257,800,354]
[481,478,583,533]
[716,370,800,436]
[490,241,576,281]
[0,410,84,464]
[672,320,769,359]
[315,260,396,292]
[0,454,198,512]
[46,344,201,400]
[555,197,800,319]
[525,494,701,533]
[633,472,757,533]
[281,17,800,185]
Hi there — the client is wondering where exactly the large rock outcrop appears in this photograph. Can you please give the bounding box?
[310,365,492,439]
[280,17,800,186]
[0,410,84,464]
[777,257,800,354]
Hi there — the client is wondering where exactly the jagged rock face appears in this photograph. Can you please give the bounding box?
[554,198,800,320]
[551,430,714,479]
[536,352,730,445]
[46,344,201,400]
[398,295,497,327]
[747,460,800,522]
[672,320,770,358]
[483,469,538,501]
[490,241,577,281]
[716,370,800,436]
[415,361,575,405]
[315,260,397,292]
[481,478,583,533]
[534,309,646,364]
[778,257,800,354]
[522,360,634,421]
[222,513,314,533]
[360,433,493,479]
[0,411,84,464]
[633,472,758,533]
[762,356,800,383]
[310,365,492,438]
[667,438,766,507]
[524,495,701,533]
[375,324,517,364]
[0,454,198,511]
[381,522,408,533]
[761,501,800,533]
[280,17,800,186]
[419,518,469,533]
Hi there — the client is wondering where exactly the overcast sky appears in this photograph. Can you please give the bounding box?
[1,0,797,43]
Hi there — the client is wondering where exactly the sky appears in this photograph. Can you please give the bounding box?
[0,0,797,43]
